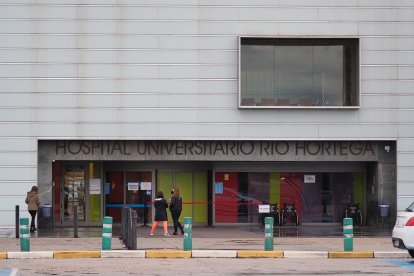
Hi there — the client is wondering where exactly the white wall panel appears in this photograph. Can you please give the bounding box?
[158,36,236,50]
[198,22,240,35]
[360,95,399,109]
[118,50,198,64]
[361,66,398,80]
[77,35,158,49]
[36,49,118,63]
[319,8,399,21]
[358,110,401,123]
[0,34,77,48]
[398,67,414,80]
[397,197,414,212]
[0,64,77,78]
[359,23,414,36]
[398,153,414,166]
[156,123,240,139]
[279,22,358,36]
[0,5,77,19]
[77,6,157,20]
[0,80,37,93]
[399,125,414,138]
[0,168,36,181]
[318,124,398,138]
[0,152,36,166]
[0,182,35,196]
[77,64,158,79]
[361,37,414,51]
[397,139,414,152]
[0,138,36,152]
[239,124,319,139]
[397,183,414,197]
[0,49,36,62]
[0,124,77,137]
[361,51,414,66]
[239,7,318,21]
[160,7,239,21]
[277,110,359,123]
[119,21,198,35]
[398,167,414,183]
[362,80,414,94]
[37,80,113,93]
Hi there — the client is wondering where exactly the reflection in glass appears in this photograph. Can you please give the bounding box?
[63,166,86,222]
[240,38,359,107]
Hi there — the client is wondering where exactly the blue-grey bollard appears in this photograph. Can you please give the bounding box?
[343,217,353,251]
[183,217,192,251]
[264,217,274,251]
[19,218,30,251]
[102,216,113,250]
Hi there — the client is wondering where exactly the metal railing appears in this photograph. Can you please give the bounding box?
[121,206,137,250]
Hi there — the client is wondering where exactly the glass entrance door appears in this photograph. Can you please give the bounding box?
[62,165,87,223]
[105,171,153,223]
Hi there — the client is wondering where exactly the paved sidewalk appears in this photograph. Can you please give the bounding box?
[0,225,402,253]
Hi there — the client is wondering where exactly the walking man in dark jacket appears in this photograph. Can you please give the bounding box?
[169,187,184,235]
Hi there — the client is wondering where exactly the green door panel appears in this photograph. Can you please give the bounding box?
[176,172,193,222]
[194,172,208,223]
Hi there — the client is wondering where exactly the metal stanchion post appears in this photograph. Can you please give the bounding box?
[143,202,148,226]
[343,217,353,251]
[74,205,78,238]
[264,216,274,251]
[183,217,192,251]
[102,216,113,250]
[15,205,20,239]
[129,210,137,250]
[19,218,30,252]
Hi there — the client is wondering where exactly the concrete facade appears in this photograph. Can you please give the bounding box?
[0,1,413,226]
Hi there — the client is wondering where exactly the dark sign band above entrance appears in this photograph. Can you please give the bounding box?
[49,140,378,162]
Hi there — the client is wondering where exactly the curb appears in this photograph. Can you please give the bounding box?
[53,250,101,259]
[284,250,328,258]
[328,251,374,258]
[192,250,237,258]
[146,250,191,258]
[101,250,145,258]
[0,250,409,259]
[7,251,53,259]
[238,250,283,258]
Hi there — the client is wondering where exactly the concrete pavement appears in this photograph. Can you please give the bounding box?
[0,225,409,259]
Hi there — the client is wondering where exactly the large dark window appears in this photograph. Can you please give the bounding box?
[239,37,359,108]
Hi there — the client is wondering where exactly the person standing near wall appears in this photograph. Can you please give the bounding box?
[150,191,171,236]
[169,187,184,235]
[25,186,40,232]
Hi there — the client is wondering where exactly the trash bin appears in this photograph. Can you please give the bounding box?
[378,204,390,228]
[42,204,52,218]
[378,204,390,217]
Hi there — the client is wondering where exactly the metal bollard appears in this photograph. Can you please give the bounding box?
[183,217,192,251]
[15,205,20,239]
[264,216,274,251]
[129,210,137,250]
[343,217,353,251]
[19,218,30,252]
[102,216,113,250]
[73,205,78,238]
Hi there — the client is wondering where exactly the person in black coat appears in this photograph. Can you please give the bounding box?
[169,187,184,235]
[150,191,171,236]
